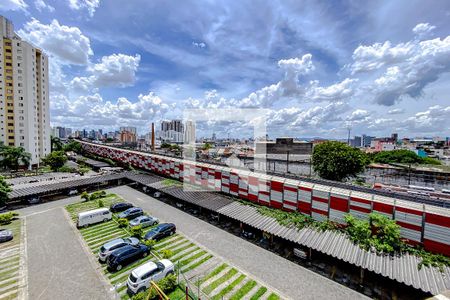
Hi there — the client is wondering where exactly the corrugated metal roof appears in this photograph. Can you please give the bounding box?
[217,201,450,295]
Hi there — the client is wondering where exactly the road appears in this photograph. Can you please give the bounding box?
[25,205,113,300]
[111,186,367,300]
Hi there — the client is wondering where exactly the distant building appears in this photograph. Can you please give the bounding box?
[255,137,313,155]
[119,126,137,135]
[0,16,50,165]
[160,120,184,143]
[120,130,136,144]
[351,136,362,148]
[184,120,196,144]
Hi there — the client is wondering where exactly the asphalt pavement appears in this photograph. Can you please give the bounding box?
[110,185,368,300]
[26,206,113,300]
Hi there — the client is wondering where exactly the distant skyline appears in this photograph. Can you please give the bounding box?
[1,0,450,138]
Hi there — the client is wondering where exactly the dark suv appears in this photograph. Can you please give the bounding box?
[107,244,150,271]
[110,202,134,213]
[118,207,143,220]
[144,223,176,241]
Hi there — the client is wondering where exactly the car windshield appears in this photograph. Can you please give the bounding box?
[129,273,138,283]
[156,262,164,270]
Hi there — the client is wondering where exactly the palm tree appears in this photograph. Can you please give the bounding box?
[0,146,31,171]
[51,136,64,152]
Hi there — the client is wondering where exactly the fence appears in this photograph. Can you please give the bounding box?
[176,260,210,300]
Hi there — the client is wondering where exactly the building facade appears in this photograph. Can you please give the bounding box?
[0,16,50,165]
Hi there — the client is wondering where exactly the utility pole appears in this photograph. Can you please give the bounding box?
[286,150,290,173]
[347,125,351,146]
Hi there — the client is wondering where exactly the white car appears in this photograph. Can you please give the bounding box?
[129,216,159,229]
[127,259,175,295]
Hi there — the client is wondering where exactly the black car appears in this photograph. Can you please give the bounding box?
[107,244,149,271]
[118,207,143,220]
[144,223,176,241]
[110,202,134,213]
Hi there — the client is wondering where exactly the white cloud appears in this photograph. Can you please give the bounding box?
[350,26,450,106]
[412,23,436,38]
[387,108,404,115]
[68,0,100,17]
[306,78,356,102]
[70,53,141,91]
[192,41,206,48]
[18,19,93,65]
[0,0,27,11]
[400,105,450,133]
[346,109,370,121]
[34,0,54,12]
[278,53,315,76]
[51,91,169,131]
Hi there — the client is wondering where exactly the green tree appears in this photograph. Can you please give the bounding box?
[51,136,64,152]
[0,176,12,207]
[63,140,82,153]
[80,191,90,202]
[0,146,31,170]
[312,141,368,181]
[42,151,68,171]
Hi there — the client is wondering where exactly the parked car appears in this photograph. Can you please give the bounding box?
[0,229,13,243]
[110,202,134,213]
[153,192,161,198]
[107,244,150,272]
[118,207,143,220]
[129,216,158,229]
[144,223,176,241]
[127,259,175,294]
[68,189,78,196]
[26,197,40,204]
[98,237,140,263]
[77,208,112,228]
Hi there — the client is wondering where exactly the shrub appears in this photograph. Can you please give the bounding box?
[57,165,77,173]
[117,218,129,228]
[143,239,156,249]
[90,190,107,201]
[131,292,147,300]
[80,191,89,202]
[0,211,19,225]
[160,249,173,259]
[130,225,143,238]
[98,199,104,208]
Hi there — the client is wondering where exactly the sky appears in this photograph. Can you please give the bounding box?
[1,0,450,139]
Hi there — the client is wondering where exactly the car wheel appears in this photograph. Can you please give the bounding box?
[143,251,148,258]
[84,224,88,228]
[166,271,174,277]
[116,264,122,271]
[103,218,108,222]
[170,231,174,236]
[137,287,146,294]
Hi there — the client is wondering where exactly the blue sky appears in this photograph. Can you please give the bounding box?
[1,0,450,138]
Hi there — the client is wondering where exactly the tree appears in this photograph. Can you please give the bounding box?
[51,136,64,152]
[0,176,12,207]
[312,141,368,181]
[42,151,68,171]
[63,140,82,153]
[0,146,31,170]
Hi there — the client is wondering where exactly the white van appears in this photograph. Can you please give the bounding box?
[77,208,112,228]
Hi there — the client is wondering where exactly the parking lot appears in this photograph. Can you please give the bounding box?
[6,186,366,300]
[64,192,281,299]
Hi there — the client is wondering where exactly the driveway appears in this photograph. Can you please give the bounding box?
[26,207,112,300]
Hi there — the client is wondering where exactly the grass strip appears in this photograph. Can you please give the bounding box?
[200,263,227,284]
[178,251,207,267]
[153,234,182,249]
[203,268,238,295]
[165,243,195,258]
[229,280,257,300]
[211,274,245,300]
[0,278,18,290]
[267,293,280,300]
[171,247,200,262]
[181,254,212,273]
[249,287,267,300]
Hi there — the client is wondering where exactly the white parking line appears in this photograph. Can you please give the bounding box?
[18,217,28,300]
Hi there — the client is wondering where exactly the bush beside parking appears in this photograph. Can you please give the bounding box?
[0,211,19,225]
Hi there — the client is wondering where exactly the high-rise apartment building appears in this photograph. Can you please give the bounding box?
[0,16,50,165]
[184,120,196,144]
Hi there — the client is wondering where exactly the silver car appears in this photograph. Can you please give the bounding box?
[129,216,159,229]
[0,229,13,243]
[98,237,139,262]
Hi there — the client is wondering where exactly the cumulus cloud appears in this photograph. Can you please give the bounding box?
[0,0,27,11]
[18,19,93,65]
[400,105,450,133]
[34,0,54,12]
[192,41,206,48]
[346,109,370,122]
[350,25,450,106]
[68,0,100,17]
[70,53,141,91]
[412,23,436,38]
[51,91,169,130]
[306,78,356,102]
[278,53,315,77]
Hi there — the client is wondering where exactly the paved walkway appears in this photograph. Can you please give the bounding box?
[26,207,112,300]
[111,186,367,300]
